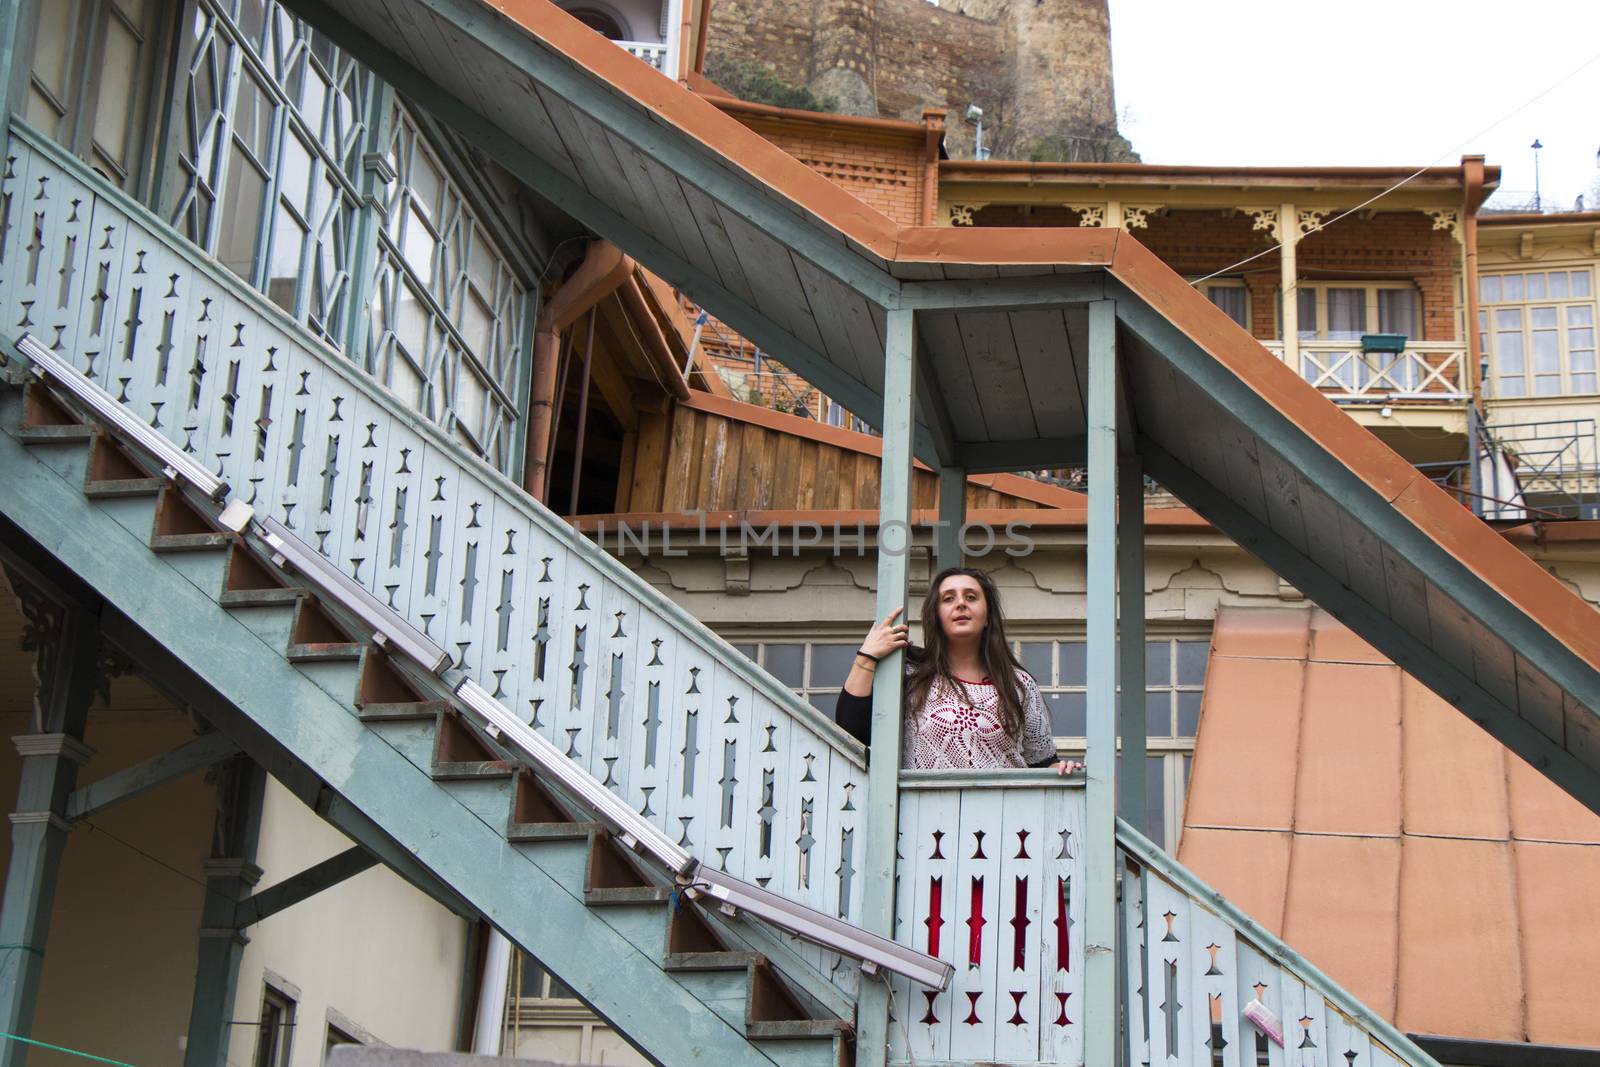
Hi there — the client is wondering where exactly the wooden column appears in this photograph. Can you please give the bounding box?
[936,465,966,572]
[1117,452,1147,827]
[1280,203,1300,374]
[1083,300,1119,1064]
[183,756,266,1067]
[855,308,916,1067]
[0,575,98,1064]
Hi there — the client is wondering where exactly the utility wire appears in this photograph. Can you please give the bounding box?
[1193,46,1600,287]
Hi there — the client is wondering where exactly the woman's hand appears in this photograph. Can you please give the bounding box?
[860,607,910,660]
[1052,759,1084,776]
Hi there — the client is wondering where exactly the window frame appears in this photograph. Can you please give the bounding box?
[1194,278,1250,331]
[1278,280,1423,342]
[254,980,298,1067]
[1478,267,1598,399]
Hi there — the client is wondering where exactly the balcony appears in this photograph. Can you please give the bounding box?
[1261,340,1469,403]
[617,40,669,70]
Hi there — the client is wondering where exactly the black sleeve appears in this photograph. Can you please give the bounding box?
[834,688,873,749]
[1027,753,1058,769]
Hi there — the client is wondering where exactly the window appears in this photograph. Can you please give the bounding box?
[1282,282,1420,342]
[254,985,297,1067]
[324,1025,358,1057]
[366,103,532,473]
[1197,280,1248,330]
[1479,269,1598,397]
[516,953,579,1001]
[23,0,164,194]
[166,0,371,343]
[730,635,1209,853]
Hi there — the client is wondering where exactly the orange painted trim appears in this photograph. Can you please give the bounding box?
[894,226,1119,266]
[569,506,1211,533]
[712,96,929,140]
[939,159,1497,185]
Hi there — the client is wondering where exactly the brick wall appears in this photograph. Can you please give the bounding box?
[730,111,929,225]
[969,205,1461,340]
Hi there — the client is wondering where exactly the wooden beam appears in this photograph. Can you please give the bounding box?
[957,435,1087,474]
[855,308,916,1067]
[936,465,966,571]
[1083,299,1118,1064]
[1117,451,1147,826]
[65,731,242,823]
[897,274,1106,311]
[232,846,378,928]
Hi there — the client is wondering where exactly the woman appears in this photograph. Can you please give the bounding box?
[835,567,1080,773]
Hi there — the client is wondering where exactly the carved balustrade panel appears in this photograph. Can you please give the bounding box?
[890,776,1087,1065]
[0,125,868,958]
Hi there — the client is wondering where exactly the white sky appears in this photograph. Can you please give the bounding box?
[1105,0,1600,209]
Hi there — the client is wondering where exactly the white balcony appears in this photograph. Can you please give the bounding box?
[1262,340,1469,402]
[616,39,669,70]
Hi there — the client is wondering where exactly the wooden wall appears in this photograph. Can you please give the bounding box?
[611,393,1057,514]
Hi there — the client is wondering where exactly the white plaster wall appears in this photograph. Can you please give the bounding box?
[557,0,667,42]
[224,779,470,1066]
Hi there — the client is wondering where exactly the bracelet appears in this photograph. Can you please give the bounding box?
[856,649,880,663]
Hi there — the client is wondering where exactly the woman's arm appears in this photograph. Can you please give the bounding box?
[835,608,911,748]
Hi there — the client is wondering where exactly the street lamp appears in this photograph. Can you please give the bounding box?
[1532,139,1543,212]
[964,104,988,161]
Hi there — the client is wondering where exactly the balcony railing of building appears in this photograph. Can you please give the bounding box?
[616,40,669,70]
[1262,341,1469,402]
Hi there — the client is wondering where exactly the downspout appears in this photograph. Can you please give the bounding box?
[1463,155,1486,516]
[523,241,634,502]
[693,0,713,75]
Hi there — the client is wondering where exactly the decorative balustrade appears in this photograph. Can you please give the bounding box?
[1119,823,1429,1067]
[890,773,1088,1065]
[1263,341,1468,402]
[0,122,867,979]
[616,40,669,70]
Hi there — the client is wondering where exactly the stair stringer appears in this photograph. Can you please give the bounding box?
[0,405,818,1067]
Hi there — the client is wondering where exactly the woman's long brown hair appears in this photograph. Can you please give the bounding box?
[903,567,1028,738]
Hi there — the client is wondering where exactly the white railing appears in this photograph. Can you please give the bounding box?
[890,774,1088,1065]
[0,120,868,984]
[1262,341,1468,401]
[616,40,669,71]
[1119,823,1434,1067]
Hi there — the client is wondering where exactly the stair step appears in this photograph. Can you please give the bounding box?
[17,424,95,443]
[220,587,305,609]
[747,1020,851,1040]
[506,820,604,843]
[356,699,450,722]
[151,531,233,552]
[663,951,762,972]
[84,476,163,498]
[584,885,673,906]
[748,1034,850,1067]
[83,434,159,499]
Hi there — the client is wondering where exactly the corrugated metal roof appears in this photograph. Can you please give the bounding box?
[1182,607,1600,1047]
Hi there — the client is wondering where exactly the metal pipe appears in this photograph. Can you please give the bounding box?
[566,307,597,517]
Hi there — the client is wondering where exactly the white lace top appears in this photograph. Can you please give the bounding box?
[902,671,1056,770]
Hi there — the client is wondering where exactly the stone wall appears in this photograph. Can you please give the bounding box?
[704,0,1131,161]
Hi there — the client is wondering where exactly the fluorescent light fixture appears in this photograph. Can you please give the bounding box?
[452,678,695,876]
[693,867,953,991]
[11,333,238,505]
[258,516,451,675]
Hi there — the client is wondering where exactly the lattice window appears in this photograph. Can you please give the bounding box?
[23,0,164,195]
[365,103,531,473]
[165,0,370,344]
[1480,268,1597,397]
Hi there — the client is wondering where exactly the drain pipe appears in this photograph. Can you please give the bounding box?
[523,241,634,500]
[470,934,514,1054]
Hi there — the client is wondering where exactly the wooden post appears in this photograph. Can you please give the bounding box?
[0,578,97,1064]
[1280,202,1300,375]
[1083,300,1119,1064]
[1118,452,1147,827]
[936,465,966,572]
[183,756,266,1067]
[855,308,916,1067]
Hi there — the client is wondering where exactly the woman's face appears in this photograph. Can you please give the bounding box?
[935,574,988,643]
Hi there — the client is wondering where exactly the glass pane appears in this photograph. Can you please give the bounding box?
[1060,642,1086,686]
[266,207,305,312]
[1176,691,1202,736]
[1296,288,1316,340]
[92,13,145,167]
[518,955,547,996]
[402,206,436,279]
[1573,374,1597,393]
[810,645,858,687]
[1531,306,1558,330]
[279,131,314,213]
[1020,642,1053,685]
[1573,271,1593,298]
[1146,691,1172,738]
[1145,756,1165,847]
[763,643,804,688]
[217,150,268,281]
[1503,274,1524,301]
[1207,286,1247,328]
[462,291,493,361]
[30,0,81,103]
[809,692,836,718]
[1527,272,1547,300]
[1144,641,1170,686]
[1176,640,1208,685]
[1570,305,1595,328]
[233,71,275,161]
[1377,289,1418,338]
[1480,275,1501,303]
[1549,272,1569,299]
[730,643,758,664]
[1326,289,1366,340]
[1046,691,1086,736]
